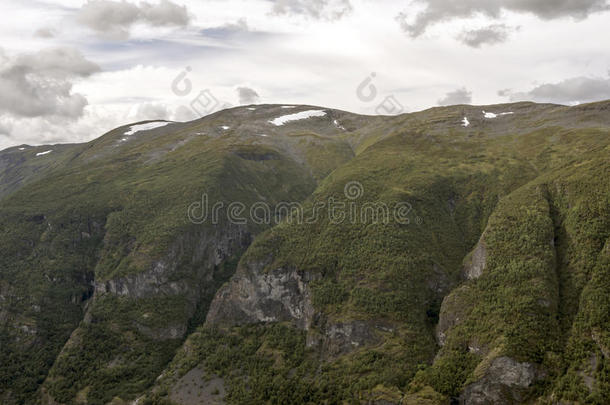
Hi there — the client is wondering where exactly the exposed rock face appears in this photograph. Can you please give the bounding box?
[435,285,474,346]
[0,284,7,324]
[87,225,253,343]
[169,367,225,405]
[306,319,384,357]
[206,261,319,330]
[592,329,610,359]
[206,259,389,358]
[40,224,254,403]
[95,225,251,300]
[135,323,187,340]
[463,237,487,280]
[460,357,540,404]
[94,262,189,299]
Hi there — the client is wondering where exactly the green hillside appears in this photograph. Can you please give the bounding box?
[0,102,608,404]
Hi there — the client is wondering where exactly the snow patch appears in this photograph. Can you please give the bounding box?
[462,117,470,127]
[36,150,53,156]
[257,134,269,137]
[124,121,171,136]
[483,110,514,119]
[269,110,327,126]
[221,126,230,130]
[18,147,25,151]
[281,106,296,109]
[247,107,257,111]
[333,119,346,130]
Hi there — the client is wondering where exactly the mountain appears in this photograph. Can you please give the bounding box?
[0,101,608,405]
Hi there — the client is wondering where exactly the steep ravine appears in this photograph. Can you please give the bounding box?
[41,222,254,404]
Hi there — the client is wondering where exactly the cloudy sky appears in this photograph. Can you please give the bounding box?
[0,0,609,149]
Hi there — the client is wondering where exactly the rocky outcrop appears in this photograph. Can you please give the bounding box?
[592,329,610,359]
[306,319,388,357]
[463,236,487,280]
[206,257,389,358]
[435,285,474,346]
[135,323,187,340]
[460,357,541,404]
[40,224,254,403]
[169,367,225,405]
[94,261,189,299]
[95,224,251,300]
[206,260,319,329]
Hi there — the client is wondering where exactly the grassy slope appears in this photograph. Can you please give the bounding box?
[147,102,610,404]
[0,102,608,404]
[0,108,355,404]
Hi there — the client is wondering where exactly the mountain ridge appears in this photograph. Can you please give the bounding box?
[0,100,609,404]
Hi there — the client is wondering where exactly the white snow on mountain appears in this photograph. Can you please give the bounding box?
[124,121,171,136]
[333,119,346,130]
[483,111,514,119]
[269,110,327,126]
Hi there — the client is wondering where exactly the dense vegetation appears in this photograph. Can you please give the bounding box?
[0,102,608,404]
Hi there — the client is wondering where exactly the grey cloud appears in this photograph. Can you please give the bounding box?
[269,0,353,20]
[14,47,100,78]
[0,72,87,118]
[237,87,260,105]
[76,0,190,40]
[200,19,249,39]
[458,24,516,47]
[438,87,472,106]
[34,28,56,38]
[135,102,171,120]
[173,105,198,122]
[0,47,99,119]
[0,121,12,136]
[501,73,610,104]
[77,0,139,39]
[139,0,190,26]
[397,0,610,37]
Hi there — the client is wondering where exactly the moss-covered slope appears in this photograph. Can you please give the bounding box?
[0,101,608,404]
